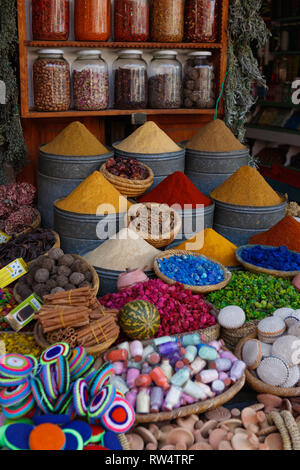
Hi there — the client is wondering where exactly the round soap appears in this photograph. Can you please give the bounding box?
[288,323,300,338]
[73,379,89,417]
[29,423,66,450]
[272,335,300,366]
[0,354,33,378]
[198,345,218,361]
[3,422,34,450]
[31,377,54,413]
[101,397,135,434]
[2,394,35,419]
[218,306,246,329]
[103,431,123,450]
[285,312,300,328]
[242,339,262,370]
[282,365,300,388]
[55,356,70,395]
[63,429,84,450]
[63,421,92,445]
[259,341,272,358]
[273,308,295,321]
[40,364,58,400]
[68,347,87,373]
[40,343,70,365]
[257,356,289,387]
[33,413,71,426]
[88,385,116,420]
[89,363,114,395]
[258,317,286,344]
[0,380,31,406]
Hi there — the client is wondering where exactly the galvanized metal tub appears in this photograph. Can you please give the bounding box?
[38,147,113,228]
[54,201,126,254]
[95,267,157,297]
[112,142,185,190]
[184,170,233,197]
[212,198,287,246]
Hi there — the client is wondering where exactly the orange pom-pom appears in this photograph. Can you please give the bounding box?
[29,423,66,450]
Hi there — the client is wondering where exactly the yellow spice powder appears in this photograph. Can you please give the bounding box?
[177,228,239,267]
[115,121,181,154]
[55,171,131,215]
[187,119,246,152]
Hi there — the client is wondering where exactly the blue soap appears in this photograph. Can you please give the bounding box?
[103,431,122,450]
[33,413,71,426]
[4,423,34,450]
[63,420,92,444]
[63,429,84,450]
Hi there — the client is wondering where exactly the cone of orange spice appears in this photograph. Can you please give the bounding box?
[249,216,300,253]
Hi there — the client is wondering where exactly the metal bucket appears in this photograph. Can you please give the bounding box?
[38,147,113,228]
[184,170,233,197]
[112,142,185,190]
[95,267,156,297]
[54,202,126,254]
[212,198,287,246]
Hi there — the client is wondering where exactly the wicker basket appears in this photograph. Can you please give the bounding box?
[236,245,300,278]
[153,250,232,294]
[13,253,100,305]
[100,162,154,198]
[126,203,182,249]
[221,320,260,351]
[235,333,300,397]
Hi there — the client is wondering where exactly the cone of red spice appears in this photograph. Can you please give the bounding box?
[249,216,300,253]
[138,172,212,208]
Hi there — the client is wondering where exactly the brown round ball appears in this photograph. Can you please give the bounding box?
[78,281,91,288]
[48,248,64,261]
[34,283,49,298]
[58,254,74,267]
[69,272,85,286]
[56,275,69,288]
[64,283,76,291]
[45,279,57,290]
[51,287,65,295]
[34,268,50,283]
[84,271,92,282]
[40,257,55,271]
[57,265,71,277]
[71,259,89,274]
[24,273,34,287]
[17,283,32,300]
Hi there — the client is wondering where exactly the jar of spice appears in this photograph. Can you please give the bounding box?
[114,0,149,42]
[113,50,148,109]
[184,0,218,43]
[183,52,215,109]
[32,0,69,41]
[33,49,71,112]
[150,0,184,43]
[149,51,182,109]
[74,0,111,41]
[72,50,109,111]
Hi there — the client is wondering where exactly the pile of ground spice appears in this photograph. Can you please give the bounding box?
[41,121,109,156]
[186,119,246,152]
[177,228,239,267]
[55,171,131,215]
[210,166,285,207]
[139,172,212,208]
[115,121,181,154]
[249,216,300,253]
[83,228,160,271]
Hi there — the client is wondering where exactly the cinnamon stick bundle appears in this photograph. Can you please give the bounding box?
[76,316,119,348]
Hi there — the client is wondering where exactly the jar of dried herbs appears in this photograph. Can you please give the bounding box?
[150,0,184,43]
[33,49,71,112]
[149,51,182,109]
[72,50,109,111]
[183,52,215,109]
[184,0,218,42]
[32,0,69,41]
[113,50,148,109]
[114,0,149,42]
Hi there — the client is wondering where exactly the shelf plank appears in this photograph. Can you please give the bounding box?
[25,40,223,49]
[24,108,216,118]
[246,124,300,146]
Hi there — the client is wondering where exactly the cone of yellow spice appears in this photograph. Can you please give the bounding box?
[55,171,131,215]
[177,228,239,267]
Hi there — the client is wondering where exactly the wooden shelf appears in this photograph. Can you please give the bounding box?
[24,108,216,119]
[25,40,223,50]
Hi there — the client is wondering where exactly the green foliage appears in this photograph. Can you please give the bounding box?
[224,0,270,144]
[0,0,27,184]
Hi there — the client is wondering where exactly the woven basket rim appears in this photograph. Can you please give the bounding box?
[235,332,300,397]
[153,249,232,294]
[100,162,154,187]
[236,245,300,278]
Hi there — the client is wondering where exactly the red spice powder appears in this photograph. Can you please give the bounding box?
[138,171,212,208]
[249,216,300,253]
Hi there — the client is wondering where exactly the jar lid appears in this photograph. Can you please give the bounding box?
[118,50,143,56]
[187,51,212,57]
[77,50,103,56]
[37,49,64,55]
[153,50,178,57]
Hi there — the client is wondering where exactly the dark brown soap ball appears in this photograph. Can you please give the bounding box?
[84,270,92,282]
[34,283,49,298]
[51,287,65,295]
[40,257,55,271]
[57,265,71,277]
[24,273,34,286]
[58,254,75,267]
[30,265,42,281]
[48,247,64,261]
[17,283,33,299]
[56,275,69,288]
[34,268,50,283]
[64,283,76,291]
[78,281,91,288]
[45,279,57,290]
[69,272,85,286]
[71,259,89,274]
[51,265,58,275]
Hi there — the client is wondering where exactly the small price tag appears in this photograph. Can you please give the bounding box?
[0,258,28,288]
[0,230,11,244]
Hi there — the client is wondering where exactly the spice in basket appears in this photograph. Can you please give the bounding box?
[139,171,212,208]
[0,182,38,235]
[0,332,42,357]
[40,121,109,156]
[249,216,300,253]
[115,121,181,154]
[210,166,285,207]
[186,119,246,152]
[177,228,239,267]
[106,156,149,180]
[55,171,131,215]
[240,245,300,272]
[127,203,179,241]
[83,228,160,271]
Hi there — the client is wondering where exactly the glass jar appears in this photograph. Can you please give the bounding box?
[114,0,149,42]
[72,50,109,111]
[184,0,217,42]
[113,50,148,109]
[149,51,182,109]
[74,0,111,41]
[183,52,215,109]
[150,0,184,43]
[33,49,70,112]
[32,0,69,41]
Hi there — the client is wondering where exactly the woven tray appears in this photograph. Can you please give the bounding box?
[235,332,300,397]
[153,250,232,294]
[126,203,182,249]
[221,320,260,351]
[100,162,154,198]
[236,245,300,278]
[13,253,100,305]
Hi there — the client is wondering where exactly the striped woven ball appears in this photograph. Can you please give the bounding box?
[101,397,135,434]
[257,317,286,344]
[257,356,289,387]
